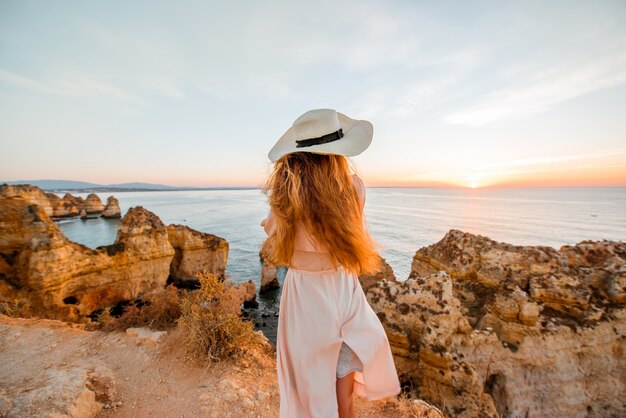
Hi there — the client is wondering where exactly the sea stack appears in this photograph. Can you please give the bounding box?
[102,196,122,218]
[83,193,105,216]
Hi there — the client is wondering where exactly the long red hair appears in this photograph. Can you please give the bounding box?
[260,152,382,276]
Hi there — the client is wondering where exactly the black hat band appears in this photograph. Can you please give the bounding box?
[295,128,344,148]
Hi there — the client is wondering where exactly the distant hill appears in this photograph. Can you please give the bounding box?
[0,180,252,192]
[3,180,105,190]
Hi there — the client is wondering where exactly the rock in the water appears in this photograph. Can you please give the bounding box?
[46,193,80,219]
[367,229,626,418]
[167,224,228,287]
[259,254,279,293]
[102,196,122,218]
[0,198,175,321]
[83,193,105,215]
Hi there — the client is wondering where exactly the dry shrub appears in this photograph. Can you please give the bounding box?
[396,388,446,418]
[95,284,183,331]
[177,271,263,362]
[0,297,34,318]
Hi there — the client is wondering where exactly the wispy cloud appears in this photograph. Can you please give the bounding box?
[442,47,626,126]
[0,68,144,104]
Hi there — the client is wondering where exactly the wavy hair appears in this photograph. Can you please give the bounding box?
[260,152,382,276]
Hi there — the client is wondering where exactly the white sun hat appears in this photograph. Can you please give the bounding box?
[268,109,373,162]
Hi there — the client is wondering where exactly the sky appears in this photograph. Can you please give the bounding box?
[1,0,625,188]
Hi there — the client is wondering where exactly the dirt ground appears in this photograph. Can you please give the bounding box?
[0,315,443,417]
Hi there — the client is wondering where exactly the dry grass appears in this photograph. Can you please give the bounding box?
[177,271,265,362]
[91,284,184,331]
[392,384,446,418]
[0,297,34,318]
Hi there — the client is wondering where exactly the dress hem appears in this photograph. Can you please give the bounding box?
[355,385,402,401]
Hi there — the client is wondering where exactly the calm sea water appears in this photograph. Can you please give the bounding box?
[57,187,626,284]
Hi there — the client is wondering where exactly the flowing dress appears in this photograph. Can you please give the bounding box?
[260,174,401,417]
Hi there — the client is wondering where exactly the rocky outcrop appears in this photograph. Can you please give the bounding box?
[46,192,80,218]
[102,196,122,218]
[1,184,123,221]
[63,193,85,208]
[236,280,258,308]
[168,225,229,288]
[83,193,105,216]
[259,254,279,293]
[0,194,234,322]
[358,255,396,292]
[0,184,53,217]
[367,229,626,418]
[0,198,175,321]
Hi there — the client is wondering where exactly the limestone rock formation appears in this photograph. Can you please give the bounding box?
[46,192,80,218]
[259,254,279,293]
[235,280,258,308]
[83,193,105,216]
[167,224,229,287]
[63,192,85,208]
[366,229,626,418]
[358,255,396,292]
[102,196,122,218]
[0,198,175,321]
[0,184,53,217]
[1,184,122,222]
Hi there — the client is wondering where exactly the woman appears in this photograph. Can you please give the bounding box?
[260,109,401,418]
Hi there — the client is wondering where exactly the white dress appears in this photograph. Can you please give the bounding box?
[261,175,401,417]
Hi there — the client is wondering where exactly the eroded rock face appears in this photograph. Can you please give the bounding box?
[259,254,279,294]
[0,184,53,217]
[235,280,258,308]
[102,196,122,218]
[0,198,175,320]
[367,229,626,418]
[358,255,396,292]
[83,193,105,215]
[1,185,123,222]
[167,225,228,288]
[46,193,80,218]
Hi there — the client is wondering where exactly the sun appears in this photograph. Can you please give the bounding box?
[465,173,482,189]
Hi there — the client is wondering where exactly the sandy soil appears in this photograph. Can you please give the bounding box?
[0,316,443,417]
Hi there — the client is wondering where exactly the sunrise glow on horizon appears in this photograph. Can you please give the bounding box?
[1,1,625,189]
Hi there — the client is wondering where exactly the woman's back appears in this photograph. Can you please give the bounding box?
[261,173,366,271]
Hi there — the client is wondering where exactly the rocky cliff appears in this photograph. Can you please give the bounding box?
[0,198,175,321]
[168,224,229,288]
[366,229,625,418]
[0,184,121,220]
[0,184,53,217]
[0,192,242,321]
